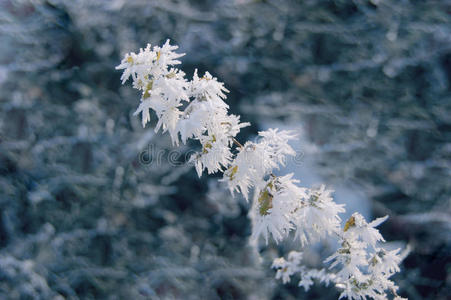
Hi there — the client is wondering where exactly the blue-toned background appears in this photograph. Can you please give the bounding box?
[0,1,450,299]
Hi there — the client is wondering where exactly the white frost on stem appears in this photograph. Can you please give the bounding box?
[116,40,406,300]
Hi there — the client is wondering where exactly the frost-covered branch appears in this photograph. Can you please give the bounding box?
[116,40,406,299]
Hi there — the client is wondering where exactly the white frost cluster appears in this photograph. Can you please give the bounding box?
[116,40,406,300]
[324,213,405,300]
[272,251,335,290]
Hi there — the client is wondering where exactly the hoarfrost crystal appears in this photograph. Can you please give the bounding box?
[116,40,406,300]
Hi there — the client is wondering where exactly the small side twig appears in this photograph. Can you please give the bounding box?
[232,137,244,149]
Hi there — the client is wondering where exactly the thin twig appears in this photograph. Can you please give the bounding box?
[232,137,244,149]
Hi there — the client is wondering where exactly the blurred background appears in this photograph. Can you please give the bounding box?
[0,0,450,299]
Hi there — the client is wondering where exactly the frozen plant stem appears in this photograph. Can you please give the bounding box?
[232,137,244,149]
[116,40,407,300]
